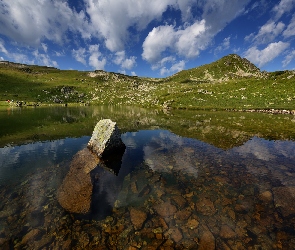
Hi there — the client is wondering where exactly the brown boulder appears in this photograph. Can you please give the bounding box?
[57,148,100,214]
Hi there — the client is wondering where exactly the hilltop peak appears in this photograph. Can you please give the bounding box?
[169,54,265,83]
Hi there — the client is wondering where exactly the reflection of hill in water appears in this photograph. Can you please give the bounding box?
[1,105,295,149]
[142,131,295,186]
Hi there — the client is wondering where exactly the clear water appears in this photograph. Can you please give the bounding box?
[0,106,295,249]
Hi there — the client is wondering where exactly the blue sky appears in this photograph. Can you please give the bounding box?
[0,0,294,78]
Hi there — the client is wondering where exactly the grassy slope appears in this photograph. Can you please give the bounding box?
[159,54,295,110]
[0,55,294,110]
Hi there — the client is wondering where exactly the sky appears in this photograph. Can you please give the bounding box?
[0,0,295,78]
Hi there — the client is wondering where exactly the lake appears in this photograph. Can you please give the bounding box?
[0,105,295,249]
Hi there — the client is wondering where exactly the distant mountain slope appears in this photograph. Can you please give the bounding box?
[167,54,266,83]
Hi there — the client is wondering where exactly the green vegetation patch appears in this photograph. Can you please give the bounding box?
[0,54,294,111]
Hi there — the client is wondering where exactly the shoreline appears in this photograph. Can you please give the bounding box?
[2,100,295,115]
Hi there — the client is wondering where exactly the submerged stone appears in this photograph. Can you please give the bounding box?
[129,208,147,230]
[88,119,125,158]
[273,186,295,217]
[154,200,177,218]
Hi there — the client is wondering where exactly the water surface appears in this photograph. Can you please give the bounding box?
[0,106,295,249]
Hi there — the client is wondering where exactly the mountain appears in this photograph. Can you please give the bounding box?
[0,54,294,111]
[167,54,266,83]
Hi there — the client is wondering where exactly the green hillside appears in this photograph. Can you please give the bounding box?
[167,54,264,84]
[0,54,294,111]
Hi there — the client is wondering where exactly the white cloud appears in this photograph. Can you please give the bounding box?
[72,48,87,65]
[244,0,295,47]
[113,51,125,65]
[88,45,106,70]
[33,50,58,68]
[244,33,255,42]
[149,55,185,76]
[0,41,57,67]
[176,20,208,58]
[113,51,136,70]
[142,25,175,63]
[0,57,4,61]
[0,0,200,54]
[72,45,107,69]
[10,53,34,65]
[283,14,295,38]
[143,0,251,66]
[273,0,295,20]
[151,56,176,70]
[244,41,289,67]
[85,0,176,52]
[142,25,176,63]
[131,71,137,76]
[202,0,251,33]
[159,60,186,76]
[169,60,186,74]
[41,43,48,53]
[252,21,285,44]
[121,57,136,70]
[0,0,89,46]
[55,51,65,57]
[214,37,231,54]
[282,50,295,67]
[86,0,250,55]
[142,20,207,64]
[0,40,8,55]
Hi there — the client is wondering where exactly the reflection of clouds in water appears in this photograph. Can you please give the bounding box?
[0,146,20,167]
[0,140,65,168]
[42,140,65,161]
[158,131,184,148]
[232,137,295,186]
[233,137,295,161]
[233,137,274,161]
[0,137,88,185]
[122,133,137,149]
[143,131,198,177]
[273,141,295,159]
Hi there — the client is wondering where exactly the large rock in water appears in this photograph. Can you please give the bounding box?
[88,119,125,158]
[57,148,100,214]
[57,119,126,214]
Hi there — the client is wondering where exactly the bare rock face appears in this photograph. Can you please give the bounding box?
[87,119,125,158]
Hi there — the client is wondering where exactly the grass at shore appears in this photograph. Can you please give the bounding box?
[155,78,295,110]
